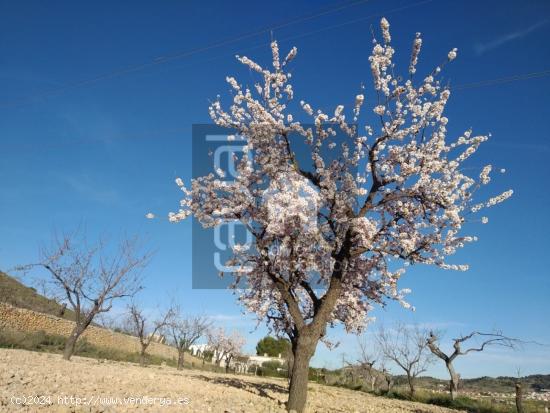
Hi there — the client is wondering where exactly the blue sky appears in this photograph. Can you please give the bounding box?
[0,0,549,378]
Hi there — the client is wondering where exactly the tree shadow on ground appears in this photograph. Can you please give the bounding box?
[194,374,288,402]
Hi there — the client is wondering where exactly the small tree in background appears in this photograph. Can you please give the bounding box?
[427,330,519,400]
[207,327,245,373]
[171,17,512,411]
[19,231,148,360]
[128,302,174,366]
[352,335,379,391]
[170,310,212,370]
[376,324,433,396]
[378,359,394,393]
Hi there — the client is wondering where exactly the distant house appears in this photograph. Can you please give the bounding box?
[247,353,285,367]
[188,346,286,372]
[188,344,231,367]
[188,343,210,358]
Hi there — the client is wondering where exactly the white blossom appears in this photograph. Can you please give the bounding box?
[380,17,391,44]
[373,105,385,115]
[170,20,511,340]
[448,48,458,61]
[480,165,492,185]
[409,33,422,74]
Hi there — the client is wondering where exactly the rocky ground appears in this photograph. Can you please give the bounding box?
[0,349,462,412]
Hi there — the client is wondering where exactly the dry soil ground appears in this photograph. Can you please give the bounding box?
[0,349,463,412]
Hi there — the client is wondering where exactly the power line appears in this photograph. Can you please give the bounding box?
[5,0,546,110]
[4,65,550,149]
[454,69,550,90]
[0,0,373,109]
[2,66,548,152]
[0,0,444,110]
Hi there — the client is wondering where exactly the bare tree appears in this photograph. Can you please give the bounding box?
[19,232,148,360]
[357,337,380,391]
[427,330,519,400]
[378,359,394,393]
[128,302,174,366]
[345,336,379,391]
[170,310,212,370]
[376,324,433,396]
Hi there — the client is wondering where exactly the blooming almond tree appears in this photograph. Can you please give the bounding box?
[207,327,246,373]
[171,18,512,412]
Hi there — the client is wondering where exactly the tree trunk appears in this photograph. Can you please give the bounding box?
[177,350,185,370]
[515,383,524,413]
[445,361,459,400]
[385,376,393,393]
[63,326,82,360]
[64,311,95,361]
[225,356,232,374]
[406,372,415,397]
[139,347,147,367]
[287,338,315,413]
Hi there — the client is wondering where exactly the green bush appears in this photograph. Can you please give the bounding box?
[0,329,54,350]
[255,360,286,378]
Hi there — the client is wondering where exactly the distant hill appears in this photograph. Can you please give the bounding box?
[324,364,550,394]
[462,374,550,393]
[0,271,76,321]
[412,374,550,393]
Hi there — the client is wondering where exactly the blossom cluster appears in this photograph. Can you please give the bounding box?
[207,327,246,362]
[171,18,511,337]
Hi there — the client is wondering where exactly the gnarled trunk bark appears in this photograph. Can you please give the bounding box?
[406,372,415,397]
[446,361,459,400]
[64,309,96,361]
[385,376,393,393]
[63,326,82,360]
[225,355,232,374]
[139,347,147,366]
[177,350,185,370]
[515,383,524,413]
[287,337,315,413]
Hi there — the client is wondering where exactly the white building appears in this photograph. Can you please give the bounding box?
[188,343,209,358]
[188,344,231,367]
[247,353,285,367]
[188,345,286,372]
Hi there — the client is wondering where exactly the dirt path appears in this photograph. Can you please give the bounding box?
[0,349,462,412]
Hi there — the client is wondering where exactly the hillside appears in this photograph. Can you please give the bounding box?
[410,374,550,393]
[320,364,550,395]
[0,271,76,321]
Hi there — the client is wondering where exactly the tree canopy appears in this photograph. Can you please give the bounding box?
[256,336,291,357]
